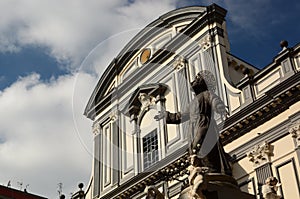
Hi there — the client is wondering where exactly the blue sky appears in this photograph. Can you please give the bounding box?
[0,46,66,90]
[1,0,300,90]
[0,0,299,198]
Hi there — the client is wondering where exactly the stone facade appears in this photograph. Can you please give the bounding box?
[83,3,300,199]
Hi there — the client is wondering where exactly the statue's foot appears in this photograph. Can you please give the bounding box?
[190,190,205,199]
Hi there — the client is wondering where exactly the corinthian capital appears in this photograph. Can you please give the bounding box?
[289,120,300,147]
[173,56,186,70]
[199,34,212,51]
[92,122,100,135]
[247,142,274,168]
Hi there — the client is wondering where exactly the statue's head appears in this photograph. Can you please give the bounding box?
[191,70,216,94]
[144,186,156,199]
[191,73,208,95]
[265,177,278,186]
[189,154,201,166]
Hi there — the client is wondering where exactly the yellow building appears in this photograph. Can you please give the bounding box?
[83,3,300,199]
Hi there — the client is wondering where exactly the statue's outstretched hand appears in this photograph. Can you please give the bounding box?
[216,103,229,118]
[154,111,166,121]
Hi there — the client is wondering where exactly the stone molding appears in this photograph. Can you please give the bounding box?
[128,83,168,119]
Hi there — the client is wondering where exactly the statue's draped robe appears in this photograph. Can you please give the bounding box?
[166,91,231,175]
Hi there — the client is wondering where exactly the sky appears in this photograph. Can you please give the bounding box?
[0,0,299,198]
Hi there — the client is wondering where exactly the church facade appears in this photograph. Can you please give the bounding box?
[83,4,300,199]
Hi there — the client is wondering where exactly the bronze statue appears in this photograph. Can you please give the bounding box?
[156,71,231,175]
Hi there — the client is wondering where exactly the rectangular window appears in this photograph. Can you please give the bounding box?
[122,116,134,173]
[295,55,300,70]
[143,130,159,170]
[93,133,101,197]
[276,159,300,199]
[103,123,111,186]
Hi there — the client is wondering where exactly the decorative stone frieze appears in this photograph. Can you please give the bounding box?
[173,56,186,70]
[247,142,274,168]
[289,120,300,147]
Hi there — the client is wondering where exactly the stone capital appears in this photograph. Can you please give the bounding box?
[173,56,186,70]
[199,34,212,52]
[247,142,274,168]
[92,122,101,135]
[109,110,119,122]
[289,120,300,147]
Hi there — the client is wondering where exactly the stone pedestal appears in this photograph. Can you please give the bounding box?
[178,173,255,199]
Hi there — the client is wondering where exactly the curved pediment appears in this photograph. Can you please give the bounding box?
[127,83,168,117]
[84,5,227,119]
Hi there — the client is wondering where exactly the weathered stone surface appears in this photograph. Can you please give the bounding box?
[178,174,255,199]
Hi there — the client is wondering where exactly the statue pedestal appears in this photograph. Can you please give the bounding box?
[179,173,255,199]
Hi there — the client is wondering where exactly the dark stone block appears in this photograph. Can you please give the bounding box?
[178,174,255,199]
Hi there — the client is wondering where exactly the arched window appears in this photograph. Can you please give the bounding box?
[128,83,168,172]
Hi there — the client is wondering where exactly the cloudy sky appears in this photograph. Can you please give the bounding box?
[0,0,299,198]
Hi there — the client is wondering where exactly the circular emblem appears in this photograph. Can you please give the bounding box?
[140,48,151,64]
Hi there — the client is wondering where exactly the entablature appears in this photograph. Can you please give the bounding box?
[220,71,300,145]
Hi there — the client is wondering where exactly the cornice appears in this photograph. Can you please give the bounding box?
[220,72,300,145]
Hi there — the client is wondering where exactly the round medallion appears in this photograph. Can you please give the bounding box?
[140,48,151,64]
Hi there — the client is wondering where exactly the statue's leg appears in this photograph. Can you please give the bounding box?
[190,127,221,172]
[201,143,221,173]
[218,141,232,176]
[190,127,208,154]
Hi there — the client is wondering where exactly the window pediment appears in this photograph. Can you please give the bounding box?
[128,83,168,118]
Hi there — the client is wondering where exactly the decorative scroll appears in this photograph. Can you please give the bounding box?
[187,155,208,199]
[138,93,156,112]
[109,110,118,122]
[92,122,101,135]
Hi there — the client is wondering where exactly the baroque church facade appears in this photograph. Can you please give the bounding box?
[83,4,300,199]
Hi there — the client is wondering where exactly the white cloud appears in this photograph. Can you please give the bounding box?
[4,0,287,197]
[0,72,97,198]
[0,0,176,70]
[0,1,180,198]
